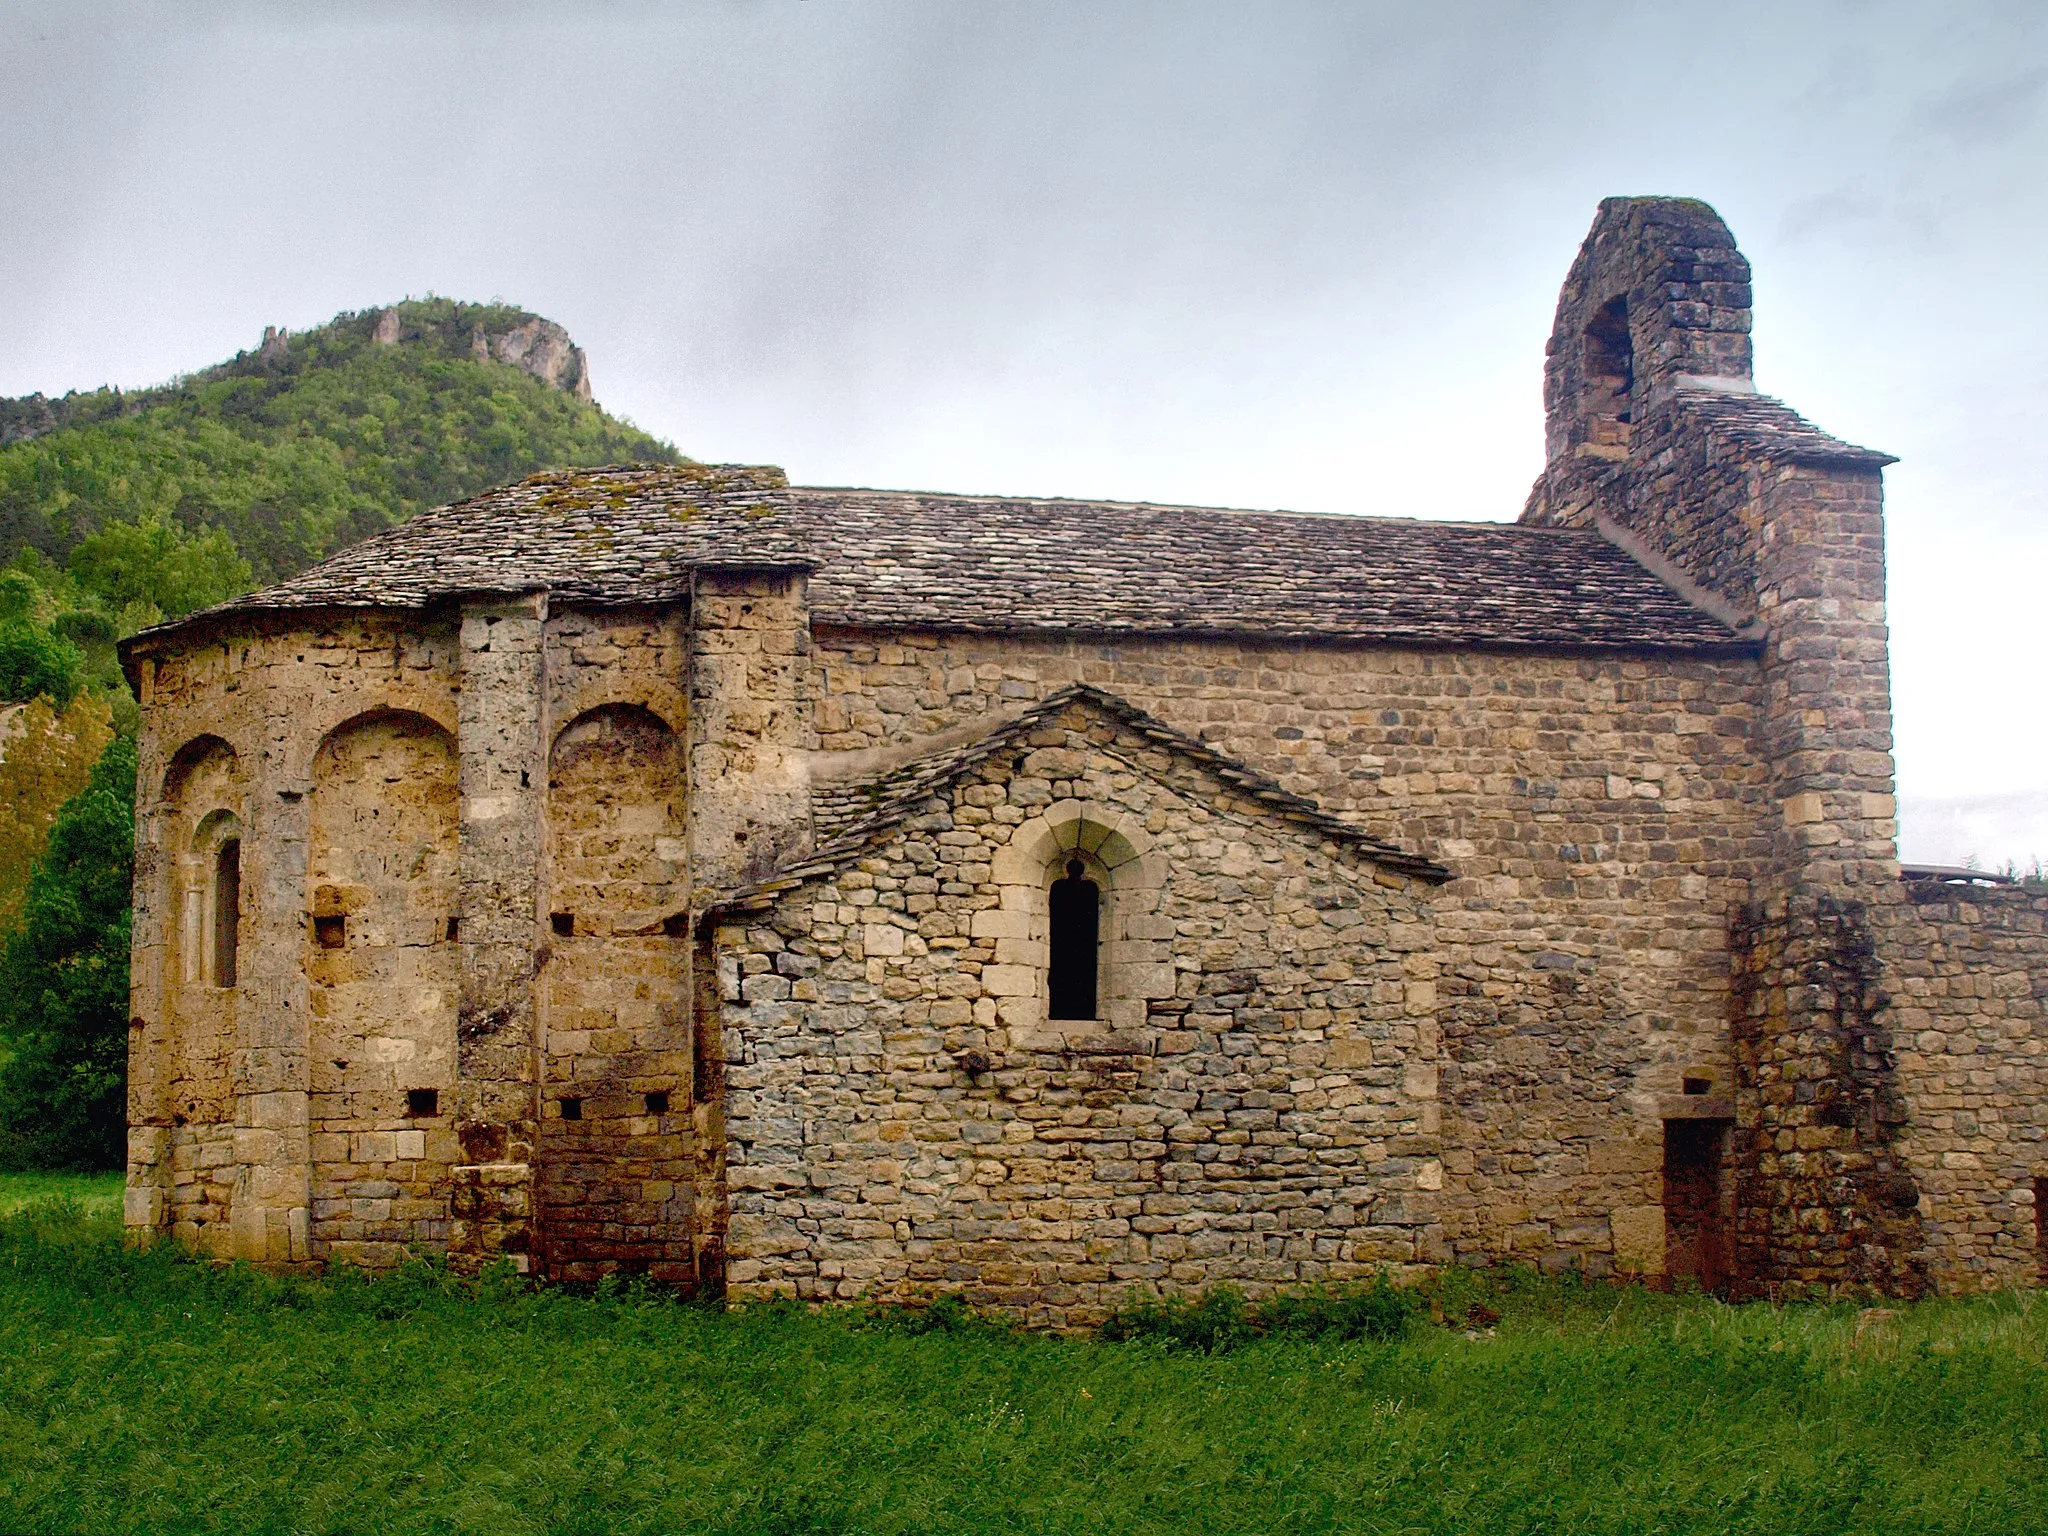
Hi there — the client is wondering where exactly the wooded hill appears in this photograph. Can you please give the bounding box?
[0,302,682,1166]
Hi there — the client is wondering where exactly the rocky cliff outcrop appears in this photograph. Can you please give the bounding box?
[2,301,597,447]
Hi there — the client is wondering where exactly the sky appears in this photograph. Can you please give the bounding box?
[2,0,2043,867]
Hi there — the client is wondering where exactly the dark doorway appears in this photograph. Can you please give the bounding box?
[1048,858,1099,1020]
[213,838,240,988]
[2036,1177,2047,1282]
[1663,1118,1730,1291]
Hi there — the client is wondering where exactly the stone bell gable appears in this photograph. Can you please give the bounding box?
[702,687,1448,1319]
[115,195,2048,1313]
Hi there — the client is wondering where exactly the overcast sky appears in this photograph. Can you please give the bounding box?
[2,0,2043,866]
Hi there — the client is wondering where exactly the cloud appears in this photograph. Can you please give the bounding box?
[1899,792,2048,870]
[1776,190,1887,244]
[1916,65,2048,146]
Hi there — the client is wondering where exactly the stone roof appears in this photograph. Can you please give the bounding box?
[706,684,1450,922]
[1671,388,1897,470]
[134,463,1755,654]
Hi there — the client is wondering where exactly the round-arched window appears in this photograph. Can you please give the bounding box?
[1048,857,1100,1020]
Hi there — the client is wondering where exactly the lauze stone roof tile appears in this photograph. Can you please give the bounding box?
[709,683,1451,920]
[147,463,1752,652]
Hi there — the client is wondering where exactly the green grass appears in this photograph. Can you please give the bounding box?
[0,1167,120,1216]
[1,1185,2044,1535]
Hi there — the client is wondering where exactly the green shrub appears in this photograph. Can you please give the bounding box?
[1098,1278,1416,1352]
[853,1290,1012,1337]
[1097,1282,1259,1352]
[1258,1275,1417,1342]
[67,514,252,620]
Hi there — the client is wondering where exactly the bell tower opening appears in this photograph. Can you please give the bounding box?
[1583,295,1633,451]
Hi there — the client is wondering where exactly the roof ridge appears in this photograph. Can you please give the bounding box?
[781,484,1602,533]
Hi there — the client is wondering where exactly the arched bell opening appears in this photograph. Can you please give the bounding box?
[1581,294,1635,452]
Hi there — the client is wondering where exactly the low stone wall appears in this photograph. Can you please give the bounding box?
[1890,879,2048,1290]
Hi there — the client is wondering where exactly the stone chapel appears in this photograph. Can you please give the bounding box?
[120,197,2048,1321]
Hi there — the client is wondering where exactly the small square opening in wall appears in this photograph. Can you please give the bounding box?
[406,1088,438,1118]
[559,1096,583,1121]
[1682,1075,1712,1096]
[445,917,459,942]
[645,1091,670,1116]
[314,914,346,949]
[551,912,575,937]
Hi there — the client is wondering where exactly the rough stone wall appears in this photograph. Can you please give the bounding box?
[1748,465,1899,891]
[540,701,694,1282]
[807,627,1765,1276]
[1729,892,1925,1295]
[127,736,247,1250]
[1718,451,1913,1292]
[536,608,699,1282]
[688,570,815,892]
[129,605,1767,1285]
[447,598,548,1271]
[125,604,718,1282]
[1889,881,2048,1289]
[715,702,1438,1326]
[306,711,461,1266]
[127,612,461,1262]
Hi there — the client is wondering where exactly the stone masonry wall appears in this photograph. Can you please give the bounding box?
[448,597,548,1272]
[539,697,694,1283]
[306,710,461,1266]
[715,701,1438,1326]
[129,611,461,1262]
[1889,880,2048,1289]
[127,605,713,1283]
[807,627,1766,1277]
[538,606,699,1282]
[688,570,815,893]
[128,735,245,1251]
[1729,892,1926,1296]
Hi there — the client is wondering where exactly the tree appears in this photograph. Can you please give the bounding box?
[67,513,253,620]
[0,619,83,709]
[0,734,136,1170]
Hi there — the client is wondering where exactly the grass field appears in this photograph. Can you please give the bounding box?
[3,1176,2045,1535]
[0,1168,123,1217]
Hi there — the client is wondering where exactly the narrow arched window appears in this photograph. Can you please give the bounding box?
[1048,857,1099,1020]
[213,838,240,988]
